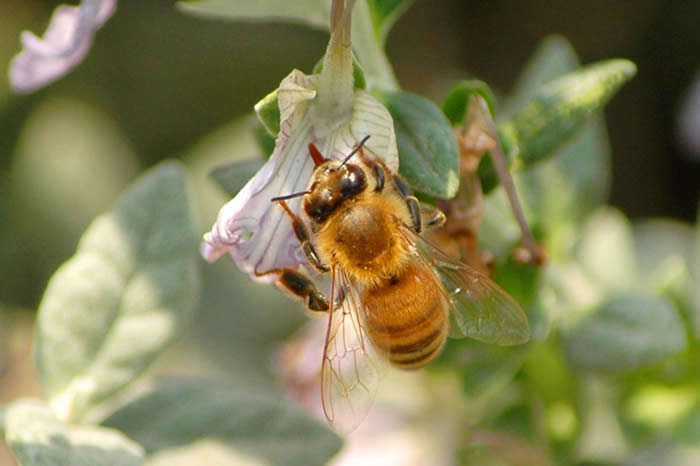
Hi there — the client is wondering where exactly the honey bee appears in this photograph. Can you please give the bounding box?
[271,136,530,430]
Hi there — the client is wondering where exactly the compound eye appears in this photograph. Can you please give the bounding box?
[341,165,367,197]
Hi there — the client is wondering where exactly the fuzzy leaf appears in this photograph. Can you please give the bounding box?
[565,293,687,372]
[178,0,400,90]
[480,58,636,191]
[210,159,265,198]
[35,162,199,422]
[254,90,281,136]
[483,37,613,247]
[179,0,413,46]
[365,0,415,44]
[103,379,342,466]
[375,90,460,197]
[5,399,143,466]
[441,79,497,126]
[576,207,638,292]
[177,0,329,29]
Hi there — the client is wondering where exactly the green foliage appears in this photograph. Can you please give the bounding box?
[365,0,415,44]
[479,57,636,192]
[177,0,330,29]
[103,379,342,466]
[501,36,612,237]
[210,159,265,197]
[565,293,687,371]
[7,2,696,466]
[35,162,199,422]
[253,89,281,136]
[178,0,403,89]
[441,79,497,126]
[5,400,144,466]
[179,0,414,47]
[375,89,460,197]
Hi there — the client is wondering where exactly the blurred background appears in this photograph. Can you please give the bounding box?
[0,0,699,464]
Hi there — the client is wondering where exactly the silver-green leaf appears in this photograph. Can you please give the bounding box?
[365,0,415,45]
[5,399,144,466]
[506,36,612,232]
[35,162,199,422]
[565,293,687,372]
[177,0,329,29]
[102,378,342,466]
[210,159,265,198]
[479,57,636,191]
[178,0,413,46]
[375,89,460,198]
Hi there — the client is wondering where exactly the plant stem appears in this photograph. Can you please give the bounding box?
[351,0,400,90]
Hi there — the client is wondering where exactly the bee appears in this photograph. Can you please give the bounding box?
[271,136,530,430]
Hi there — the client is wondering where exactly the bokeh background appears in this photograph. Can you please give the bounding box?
[0,0,699,464]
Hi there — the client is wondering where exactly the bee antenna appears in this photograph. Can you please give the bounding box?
[271,190,311,202]
[339,135,371,168]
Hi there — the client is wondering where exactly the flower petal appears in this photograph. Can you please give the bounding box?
[202,70,397,280]
[8,0,116,94]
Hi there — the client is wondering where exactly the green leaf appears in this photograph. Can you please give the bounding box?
[480,57,636,191]
[179,0,413,48]
[35,162,199,422]
[210,159,265,198]
[375,90,460,198]
[143,440,273,466]
[177,0,330,29]
[576,207,638,292]
[178,0,400,90]
[634,220,694,318]
[489,37,613,244]
[103,378,342,466]
[565,293,687,372]
[575,376,629,463]
[365,0,415,44]
[253,89,281,136]
[441,79,497,126]
[5,399,144,466]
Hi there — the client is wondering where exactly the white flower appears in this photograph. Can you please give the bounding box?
[9,0,116,94]
[201,0,398,281]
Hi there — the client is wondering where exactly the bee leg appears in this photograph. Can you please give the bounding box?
[419,203,446,229]
[276,199,329,273]
[277,268,329,312]
[358,155,386,192]
[392,175,422,233]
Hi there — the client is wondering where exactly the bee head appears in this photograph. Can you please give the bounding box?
[270,136,370,224]
[303,160,367,223]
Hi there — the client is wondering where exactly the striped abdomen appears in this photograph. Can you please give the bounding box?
[361,262,449,370]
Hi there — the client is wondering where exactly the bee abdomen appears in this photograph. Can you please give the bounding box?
[362,261,449,370]
[365,296,448,370]
[388,322,447,369]
[384,314,447,370]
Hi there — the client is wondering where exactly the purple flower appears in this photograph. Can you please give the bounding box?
[201,70,398,281]
[201,0,398,281]
[9,0,116,94]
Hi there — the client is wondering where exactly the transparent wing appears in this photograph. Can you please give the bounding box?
[399,226,530,345]
[320,266,384,432]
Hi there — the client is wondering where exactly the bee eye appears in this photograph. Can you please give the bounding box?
[341,165,367,197]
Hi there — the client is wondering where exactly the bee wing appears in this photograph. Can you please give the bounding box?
[400,225,530,345]
[320,266,384,432]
